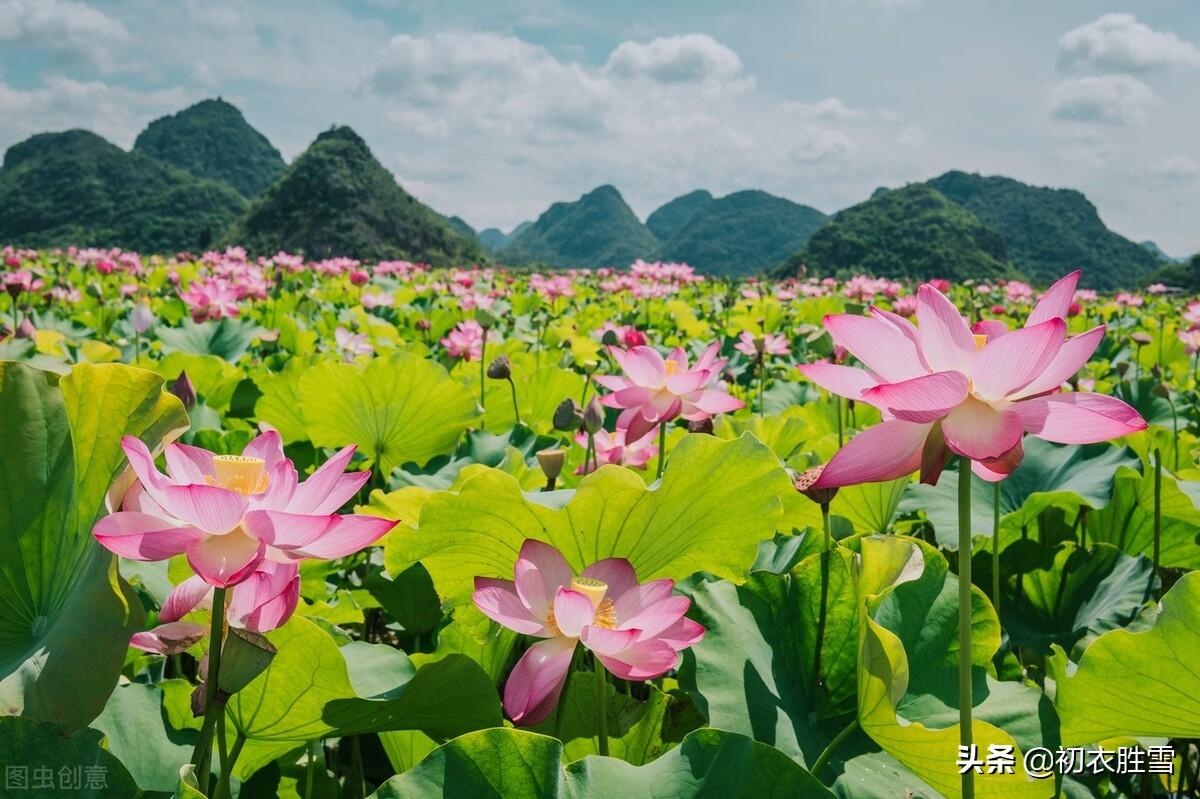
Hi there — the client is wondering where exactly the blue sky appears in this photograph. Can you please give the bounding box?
[2,0,1198,254]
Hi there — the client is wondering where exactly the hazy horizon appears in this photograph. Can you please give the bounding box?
[2,0,1197,255]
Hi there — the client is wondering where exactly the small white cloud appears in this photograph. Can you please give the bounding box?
[789,126,856,162]
[1142,156,1200,182]
[1048,75,1155,126]
[778,97,867,121]
[1059,13,1200,72]
[0,0,129,68]
[603,33,745,86]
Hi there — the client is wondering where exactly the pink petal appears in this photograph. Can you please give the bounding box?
[287,445,362,515]
[243,509,332,548]
[242,430,286,470]
[916,284,976,375]
[813,419,933,488]
[870,306,926,356]
[795,362,878,403]
[863,371,968,423]
[120,435,179,510]
[186,530,265,588]
[613,578,675,622]
[159,576,212,622]
[277,515,394,560]
[656,616,706,649]
[619,595,691,639]
[619,409,660,448]
[1014,393,1147,444]
[1026,270,1081,327]
[552,588,595,638]
[666,370,709,395]
[93,512,202,560]
[972,319,1009,342]
[228,562,300,632]
[579,625,639,656]
[596,639,680,681]
[473,577,548,636]
[130,622,207,655]
[593,375,631,392]
[607,386,654,409]
[236,578,299,633]
[823,313,926,382]
[1010,326,1105,400]
[164,444,213,484]
[972,439,1024,483]
[970,319,1065,401]
[612,346,667,387]
[579,558,638,600]
[940,398,1024,460]
[681,389,742,417]
[692,343,722,372]
[160,484,247,534]
[513,540,573,621]
[249,460,299,512]
[503,636,576,726]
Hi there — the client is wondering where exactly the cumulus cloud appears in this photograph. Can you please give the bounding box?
[1059,13,1200,72]
[1048,75,1155,126]
[0,0,129,68]
[602,33,746,86]
[790,126,857,162]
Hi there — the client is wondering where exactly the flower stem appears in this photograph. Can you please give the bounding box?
[957,458,975,799]
[835,395,844,448]
[1153,448,1162,573]
[757,353,765,418]
[992,481,1001,614]
[478,328,488,417]
[812,502,832,715]
[191,586,227,796]
[594,659,609,756]
[656,422,667,480]
[507,376,521,426]
[811,717,858,778]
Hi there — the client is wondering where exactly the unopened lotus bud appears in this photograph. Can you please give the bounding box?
[1131,332,1153,346]
[794,465,838,506]
[1152,382,1171,399]
[1115,361,1130,376]
[687,417,714,435]
[582,397,604,434]
[416,319,431,331]
[131,302,154,334]
[601,329,620,347]
[171,370,196,410]
[218,628,277,696]
[486,355,511,380]
[16,317,36,339]
[475,308,496,330]
[553,398,582,431]
[536,448,566,481]
[86,281,103,300]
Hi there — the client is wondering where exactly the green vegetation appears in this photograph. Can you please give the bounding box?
[925,171,1158,290]
[656,190,827,277]
[225,126,484,265]
[0,129,247,253]
[783,184,1016,282]
[133,98,285,198]
[501,185,657,268]
[646,189,714,240]
[1146,252,1200,289]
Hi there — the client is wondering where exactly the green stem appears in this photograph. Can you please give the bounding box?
[1153,448,1162,573]
[479,328,488,419]
[811,718,858,778]
[304,740,320,799]
[812,503,831,715]
[351,735,366,799]
[957,458,975,799]
[757,353,765,418]
[656,422,667,480]
[190,586,227,796]
[507,377,522,425]
[594,659,609,756]
[835,395,844,448]
[992,481,1001,614]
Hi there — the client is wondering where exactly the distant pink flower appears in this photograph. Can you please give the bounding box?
[473,540,704,725]
[734,331,790,358]
[349,269,371,286]
[441,320,485,360]
[929,279,952,293]
[1147,283,1168,295]
[361,291,394,309]
[797,270,1146,486]
[1179,329,1200,355]
[179,278,239,322]
[574,426,658,474]
[1115,292,1144,307]
[595,323,646,349]
[335,327,373,360]
[891,295,918,317]
[596,343,744,442]
[94,432,394,590]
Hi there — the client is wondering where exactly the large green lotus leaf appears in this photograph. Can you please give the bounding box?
[390,425,559,492]
[1000,542,1156,656]
[677,550,858,765]
[252,358,313,444]
[529,678,672,764]
[900,441,1135,550]
[1088,465,1200,569]
[856,535,1055,799]
[1049,571,1200,745]
[410,605,518,687]
[298,351,479,473]
[157,316,265,360]
[91,682,196,794]
[0,716,140,798]
[387,433,791,609]
[464,363,585,435]
[714,412,811,462]
[0,363,187,730]
[832,476,909,533]
[832,750,940,798]
[369,727,834,798]
[226,615,500,753]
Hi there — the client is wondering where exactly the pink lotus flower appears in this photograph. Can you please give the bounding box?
[797,271,1146,486]
[179,278,239,322]
[1178,329,1200,355]
[734,331,790,358]
[94,432,395,589]
[335,326,374,360]
[574,426,659,474]
[441,320,485,360]
[473,540,704,725]
[596,343,743,442]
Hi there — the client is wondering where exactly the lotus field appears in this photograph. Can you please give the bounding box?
[4,246,1200,799]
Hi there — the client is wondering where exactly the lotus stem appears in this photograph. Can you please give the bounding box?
[350,735,366,799]
[811,717,858,778]
[479,328,488,417]
[992,481,1001,613]
[835,395,844,448]
[813,502,832,716]
[1153,448,1162,573]
[656,421,667,480]
[594,658,609,756]
[191,586,227,796]
[957,458,975,799]
[757,353,765,418]
[507,376,521,425]
[304,740,319,799]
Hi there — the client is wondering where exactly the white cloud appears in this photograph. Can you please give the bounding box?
[0,0,129,68]
[602,33,746,86]
[1142,156,1200,183]
[789,126,856,162]
[1059,13,1200,72]
[778,97,867,121]
[1048,75,1155,126]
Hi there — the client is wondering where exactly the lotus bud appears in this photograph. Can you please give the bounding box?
[171,370,197,410]
[486,355,511,380]
[416,319,431,331]
[1131,332,1153,346]
[582,396,604,434]
[16,317,36,339]
[131,302,154,334]
[601,329,620,347]
[553,398,582,431]
[218,628,277,696]
[536,448,566,482]
[794,465,838,507]
[1115,361,1130,377]
[476,308,496,330]
[1152,382,1171,399]
[86,281,103,300]
[687,417,714,435]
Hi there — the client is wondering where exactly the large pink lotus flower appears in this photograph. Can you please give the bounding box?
[94,431,395,588]
[574,425,658,474]
[596,343,743,442]
[797,271,1146,486]
[474,540,704,725]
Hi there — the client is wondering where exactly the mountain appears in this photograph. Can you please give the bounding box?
[1146,252,1200,289]
[0,129,247,252]
[646,189,714,240]
[447,216,475,238]
[656,190,827,276]
[225,126,483,264]
[133,98,285,198]
[478,221,530,252]
[782,184,1014,282]
[1140,240,1182,264]
[924,171,1157,290]
[501,185,657,268]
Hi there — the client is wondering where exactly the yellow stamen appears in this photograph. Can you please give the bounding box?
[972,333,988,351]
[209,455,268,495]
[571,576,608,609]
[664,359,679,376]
